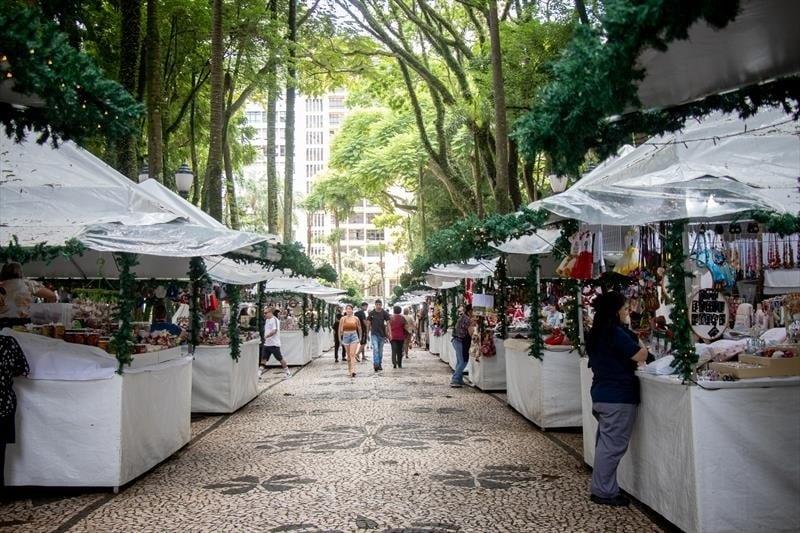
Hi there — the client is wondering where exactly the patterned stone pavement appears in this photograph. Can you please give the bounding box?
[1,347,668,532]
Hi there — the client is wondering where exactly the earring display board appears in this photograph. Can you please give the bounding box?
[689,289,728,341]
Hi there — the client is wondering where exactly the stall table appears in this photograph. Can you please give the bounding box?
[580,359,800,533]
[265,330,310,366]
[469,337,506,391]
[4,330,191,489]
[191,338,259,413]
[505,339,582,429]
[429,331,442,355]
[440,331,451,364]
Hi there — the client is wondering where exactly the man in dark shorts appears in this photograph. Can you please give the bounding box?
[354,302,369,363]
[260,307,291,379]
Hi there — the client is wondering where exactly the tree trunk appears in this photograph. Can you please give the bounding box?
[283,0,297,244]
[487,1,511,214]
[522,155,536,203]
[418,166,427,244]
[335,216,343,284]
[472,146,485,219]
[223,140,240,229]
[266,81,278,234]
[145,0,163,182]
[204,0,224,220]
[574,0,590,24]
[189,77,200,204]
[508,138,522,209]
[115,0,141,181]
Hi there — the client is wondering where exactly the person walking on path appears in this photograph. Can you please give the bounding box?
[367,299,391,372]
[586,292,647,507]
[450,304,474,387]
[0,334,28,491]
[332,306,346,362]
[388,305,408,369]
[354,302,369,363]
[337,304,362,378]
[402,307,415,360]
[260,307,291,379]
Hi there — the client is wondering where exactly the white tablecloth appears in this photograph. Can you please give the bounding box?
[505,339,581,428]
[440,331,451,364]
[580,359,800,533]
[429,332,442,355]
[266,330,310,366]
[191,339,259,413]
[7,356,192,488]
[469,337,506,391]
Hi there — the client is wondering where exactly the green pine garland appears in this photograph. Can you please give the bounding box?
[561,279,583,354]
[449,287,458,327]
[527,255,544,359]
[495,256,509,339]
[188,257,207,349]
[302,294,309,336]
[314,298,322,332]
[0,237,86,265]
[442,289,449,332]
[751,211,800,237]
[257,281,266,344]
[0,4,142,145]
[227,284,241,361]
[665,220,697,381]
[111,252,138,373]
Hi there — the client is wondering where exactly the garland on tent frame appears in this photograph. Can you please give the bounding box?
[751,211,800,237]
[495,256,508,339]
[664,220,696,382]
[441,289,449,332]
[561,279,582,354]
[111,253,138,373]
[188,257,207,349]
[315,299,322,332]
[526,255,544,359]
[227,284,241,361]
[0,4,142,145]
[513,0,800,175]
[257,281,266,344]
[0,237,86,265]
[302,294,309,336]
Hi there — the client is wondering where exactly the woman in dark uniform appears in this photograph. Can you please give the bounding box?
[0,335,28,490]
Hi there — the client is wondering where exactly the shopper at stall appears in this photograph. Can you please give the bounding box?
[0,334,28,491]
[402,307,415,360]
[587,292,648,507]
[332,307,346,363]
[354,302,369,363]
[367,299,391,372]
[338,304,362,378]
[450,304,474,387]
[150,303,183,336]
[0,262,56,329]
[388,305,408,369]
[261,308,291,379]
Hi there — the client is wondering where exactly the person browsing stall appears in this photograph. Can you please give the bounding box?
[354,302,369,363]
[0,262,56,330]
[388,305,408,369]
[586,292,648,507]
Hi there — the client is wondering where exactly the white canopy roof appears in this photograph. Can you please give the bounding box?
[0,136,270,258]
[423,275,461,290]
[261,277,347,297]
[491,229,561,256]
[530,108,800,226]
[426,258,498,281]
[635,0,800,111]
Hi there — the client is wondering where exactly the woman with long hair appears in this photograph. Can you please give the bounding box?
[586,292,648,507]
[338,304,362,378]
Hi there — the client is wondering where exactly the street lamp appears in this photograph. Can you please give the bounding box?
[137,162,149,183]
[175,163,193,199]
[548,174,568,193]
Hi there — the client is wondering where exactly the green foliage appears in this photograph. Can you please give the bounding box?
[273,242,316,278]
[227,284,241,360]
[314,262,338,283]
[560,279,582,354]
[512,0,800,176]
[665,220,697,381]
[188,257,208,348]
[751,211,800,237]
[495,256,508,339]
[112,253,139,373]
[0,3,142,145]
[527,255,544,359]
[0,237,86,265]
[301,294,309,336]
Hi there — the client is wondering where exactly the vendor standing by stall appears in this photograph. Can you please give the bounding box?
[0,334,28,490]
[0,262,56,330]
[586,292,648,507]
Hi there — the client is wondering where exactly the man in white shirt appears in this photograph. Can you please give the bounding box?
[261,307,291,379]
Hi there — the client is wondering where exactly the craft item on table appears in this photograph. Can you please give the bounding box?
[153,285,167,299]
[734,303,754,330]
[571,231,594,280]
[754,307,769,331]
[544,328,566,346]
[642,355,676,375]
[614,228,641,276]
[760,327,787,345]
[689,288,728,341]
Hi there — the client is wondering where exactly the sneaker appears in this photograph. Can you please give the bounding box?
[258,365,266,379]
[284,370,292,379]
[351,372,356,378]
[590,493,630,507]
[449,382,463,388]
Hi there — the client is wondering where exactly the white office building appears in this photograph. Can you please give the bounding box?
[242,91,407,299]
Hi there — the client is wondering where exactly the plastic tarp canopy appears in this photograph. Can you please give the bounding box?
[423,275,462,290]
[201,256,286,285]
[530,108,800,226]
[426,258,498,280]
[635,0,800,111]
[0,136,270,263]
[491,229,561,255]
[260,277,346,297]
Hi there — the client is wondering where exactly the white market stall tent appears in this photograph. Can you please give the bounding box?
[0,137,276,487]
[529,109,800,532]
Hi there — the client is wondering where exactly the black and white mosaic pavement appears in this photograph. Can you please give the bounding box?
[1,346,666,532]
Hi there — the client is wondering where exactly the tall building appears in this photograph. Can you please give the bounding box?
[242,91,406,299]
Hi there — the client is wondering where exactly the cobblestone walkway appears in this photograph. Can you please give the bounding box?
[2,348,665,532]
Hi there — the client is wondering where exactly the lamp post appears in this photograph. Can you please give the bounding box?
[137,162,149,183]
[175,163,193,199]
[548,174,568,194]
